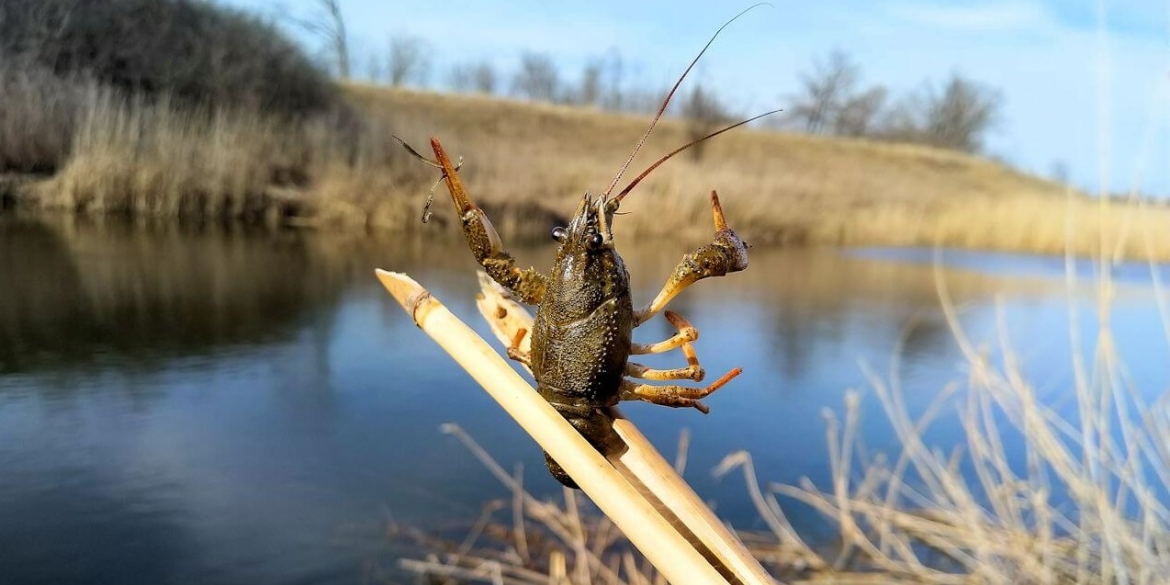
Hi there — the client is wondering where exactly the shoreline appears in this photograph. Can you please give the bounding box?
[4,86,1169,259]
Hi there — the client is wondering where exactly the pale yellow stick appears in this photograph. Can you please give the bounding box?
[474,272,776,585]
[377,269,728,585]
[610,420,778,585]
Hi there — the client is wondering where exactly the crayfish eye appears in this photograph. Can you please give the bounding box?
[551,227,567,242]
[586,233,604,250]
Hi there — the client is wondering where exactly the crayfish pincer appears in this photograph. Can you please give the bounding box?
[397,9,776,488]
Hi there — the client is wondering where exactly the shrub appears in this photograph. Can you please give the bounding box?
[0,0,336,115]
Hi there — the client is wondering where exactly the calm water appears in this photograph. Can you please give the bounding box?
[2,215,1168,584]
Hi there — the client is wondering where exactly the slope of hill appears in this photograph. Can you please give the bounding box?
[359,86,1164,259]
[7,80,1165,259]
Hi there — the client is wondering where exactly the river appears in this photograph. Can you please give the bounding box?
[1,214,1166,584]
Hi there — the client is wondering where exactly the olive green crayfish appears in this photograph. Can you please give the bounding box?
[396,8,778,488]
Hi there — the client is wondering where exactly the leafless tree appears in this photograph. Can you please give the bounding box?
[576,58,603,106]
[877,73,1001,153]
[877,96,924,144]
[511,52,559,102]
[599,51,625,111]
[448,60,497,94]
[623,86,669,115]
[785,49,859,134]
[447,62,473,92]
[681,84,733,161]
[294,0,349,79]
[833,86,887,137]
[920,73,1000,152]
[388,34,428,87]
[471,61,497,94]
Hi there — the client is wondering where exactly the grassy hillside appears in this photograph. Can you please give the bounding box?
[357,86,1169,259]
[7,80,1168,259]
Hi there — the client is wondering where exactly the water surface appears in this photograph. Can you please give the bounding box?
[1,215,1166,583]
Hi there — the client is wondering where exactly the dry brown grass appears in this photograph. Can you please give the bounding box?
[749,260,1170,583]
[359,86,1170,260]
[399,240,1170,584]
[9,80,1169,259]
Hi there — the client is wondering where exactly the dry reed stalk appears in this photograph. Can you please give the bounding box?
[746,243,1170,583]
[375,269,746,584]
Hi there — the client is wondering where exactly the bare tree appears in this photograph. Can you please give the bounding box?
[388,34,428,87]
[920,73,1001,153]
[681,84,733,161]
[833,86,887,137]
[449,60,497,94]
[511,52,558,102]
[876,95,925,144]
[471,61,496,94]
[877,73,1001,153]
[577,58,603,106]
[599,50,624,111]
[785,49,859,134]
[448,62,474,92]
[294,0,349,79]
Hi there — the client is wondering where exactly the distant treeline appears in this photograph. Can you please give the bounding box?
[372,35,1001,156]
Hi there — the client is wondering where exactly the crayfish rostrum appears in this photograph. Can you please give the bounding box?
[398,9,775,488]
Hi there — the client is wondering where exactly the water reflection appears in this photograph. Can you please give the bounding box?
[1,215,1162,584]
[1,217,329,374]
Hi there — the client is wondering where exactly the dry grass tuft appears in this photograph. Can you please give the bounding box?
[399,196,1170,582]
[741,251,1170,583]
[9,79,1170,257]
[394,424,671,585]
[360,87,1170,259]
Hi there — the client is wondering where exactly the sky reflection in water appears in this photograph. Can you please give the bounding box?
[1,216,1166,583]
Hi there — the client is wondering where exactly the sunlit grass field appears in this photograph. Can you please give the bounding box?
[6,72,1169,260]
[357,86,1169,261]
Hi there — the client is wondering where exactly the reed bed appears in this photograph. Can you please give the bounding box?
[354,87,1170,259]
[6,74,1170,258]
[751,256,1170,583]
[396,198,1170,582]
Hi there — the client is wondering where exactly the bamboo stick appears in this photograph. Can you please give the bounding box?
[376,269,728,584]
[473,271,776,585]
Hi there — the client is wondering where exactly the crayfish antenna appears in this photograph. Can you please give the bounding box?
[602,3,772,199]
[392,135,441,168]
[613,109,781,203]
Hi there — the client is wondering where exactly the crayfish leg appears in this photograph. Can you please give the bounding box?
[631,310,699,355]
[505,328,531,366]
[625,360,704,383]
[617,368,742,414]
[629,310,705,379]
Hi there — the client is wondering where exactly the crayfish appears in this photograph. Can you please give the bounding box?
[398,8,777,488]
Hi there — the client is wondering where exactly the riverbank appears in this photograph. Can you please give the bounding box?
[5,83,1168,259]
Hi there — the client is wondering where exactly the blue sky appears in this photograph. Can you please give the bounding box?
[225,0,1170,196]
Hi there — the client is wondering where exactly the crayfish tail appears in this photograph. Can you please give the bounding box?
[543,451,580,489]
